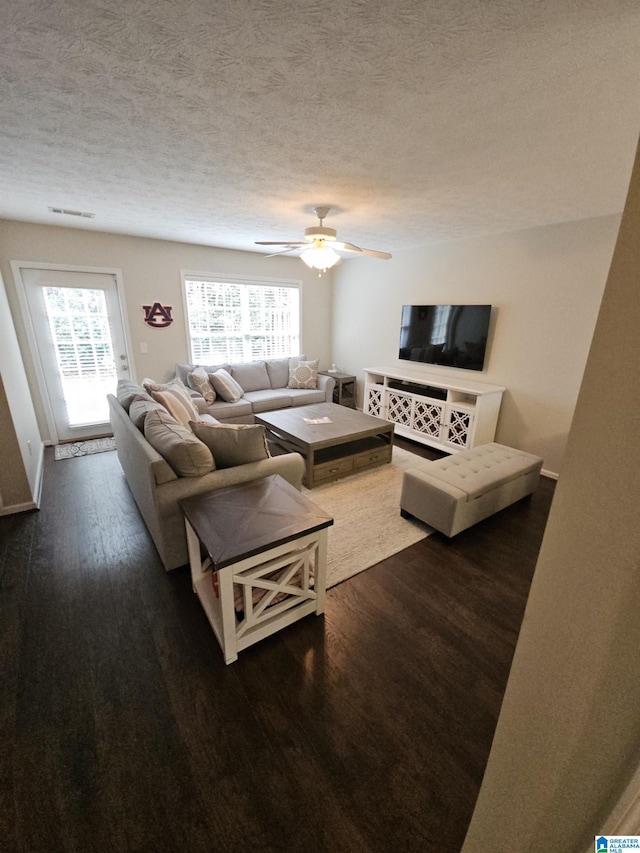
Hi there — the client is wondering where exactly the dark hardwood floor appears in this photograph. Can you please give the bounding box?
[0,437,555,853]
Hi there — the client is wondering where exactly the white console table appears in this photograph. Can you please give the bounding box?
[363,366,504,453]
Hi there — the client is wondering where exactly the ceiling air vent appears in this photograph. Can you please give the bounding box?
[49,207,95,219]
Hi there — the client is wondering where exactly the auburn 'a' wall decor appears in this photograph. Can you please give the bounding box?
[143,302,174,328]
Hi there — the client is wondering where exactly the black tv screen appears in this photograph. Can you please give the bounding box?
[399,304,491,371]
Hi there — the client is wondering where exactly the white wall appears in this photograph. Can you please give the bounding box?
[0,214,620,473]
[332,215,619,475]
[461,141,640,853]
[0,270,43,513]
[0,221,333,441]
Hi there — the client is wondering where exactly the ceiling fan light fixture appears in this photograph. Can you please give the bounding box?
[300,245,340,271]
[255,206,391,266]
[304,225,337,242]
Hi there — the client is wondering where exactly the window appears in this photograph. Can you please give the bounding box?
[42,286,117,426]
[182,274,300,364]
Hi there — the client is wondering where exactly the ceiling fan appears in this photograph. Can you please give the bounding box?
[255,206,392,272]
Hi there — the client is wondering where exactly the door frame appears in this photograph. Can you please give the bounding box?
[10,260,134,445]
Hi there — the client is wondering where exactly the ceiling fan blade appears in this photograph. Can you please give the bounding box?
[359,247,392,259]
[334,241,392,260]
[263,247,300,258]
[333,241,362,253]
[255,241,306,246]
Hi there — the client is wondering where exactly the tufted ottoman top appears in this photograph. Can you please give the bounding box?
[426,443,543,500]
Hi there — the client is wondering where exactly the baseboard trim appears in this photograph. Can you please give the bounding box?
[0,500,38,516]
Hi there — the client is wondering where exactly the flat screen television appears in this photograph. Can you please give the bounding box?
[399,304,491,371]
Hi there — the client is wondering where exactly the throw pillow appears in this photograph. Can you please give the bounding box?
[116,380,150,412]
[208,368,244,403]
[187,366,216,404]
[144,409,214,477]
[190,421,270,469]
[266,354,307,389]
[143,377,200,427]
[287,359,319,389]
[128,395,169,430]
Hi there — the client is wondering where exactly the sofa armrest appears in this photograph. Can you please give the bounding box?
[156,452,305,509]
[153,453,306,570]
[186,391,209,414]
[316,373,335,403]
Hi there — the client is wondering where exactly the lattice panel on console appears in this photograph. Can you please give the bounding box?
[413,400,444,437]
[445,409,472,447]
[387,392,413,427]
[365,386,383,418]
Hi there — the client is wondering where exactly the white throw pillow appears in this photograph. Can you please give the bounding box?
[187,366,216,404]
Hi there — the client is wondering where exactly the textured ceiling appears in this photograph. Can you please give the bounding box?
[1,0,640,256]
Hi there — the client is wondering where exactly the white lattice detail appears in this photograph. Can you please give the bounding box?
[234,542,317,639]
[362,367,504,453]
[446,408,472,447]
[387,392,412,426]
[366,386,383,418]
[412,400,444,437]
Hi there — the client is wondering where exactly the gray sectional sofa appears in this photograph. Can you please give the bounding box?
[175,356,335,423]
[108,378,305,571]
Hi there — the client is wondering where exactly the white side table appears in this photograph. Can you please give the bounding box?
[181,475,333,664]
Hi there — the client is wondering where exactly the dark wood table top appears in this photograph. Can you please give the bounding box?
[317,370,356,380]
[180,475,333,570]
[255,402,393,451]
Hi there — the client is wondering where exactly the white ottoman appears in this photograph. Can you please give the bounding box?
[400,443,543,537]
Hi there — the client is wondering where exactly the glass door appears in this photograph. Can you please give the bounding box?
[20,267,131,443]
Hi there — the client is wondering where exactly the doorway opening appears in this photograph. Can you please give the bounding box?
[12,263,132,444]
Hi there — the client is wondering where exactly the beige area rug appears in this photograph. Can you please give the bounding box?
[54,437,116,460]
[304,446,433,588]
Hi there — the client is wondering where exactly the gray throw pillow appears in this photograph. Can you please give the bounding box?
[190,421,270,469]
[208,368,244,403]
[128,396,168,430]
[116,380,149,412]
[144,409,214,476]
[287,359,319,389]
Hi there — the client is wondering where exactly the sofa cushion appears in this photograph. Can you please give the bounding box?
[208,368,244,403]
[144,378,200,427]
[205,398,253,420]
[265,355,306,389]
[187,366,216,404]
[190,421,270,469]
[128,396,168,430]
[287,388,326,406]
[116,380,150,412]
[242,389,291,413]
[230,360,270,392]
[144,409,214,477]
[265,357,290,389]
[288,359,319,389]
